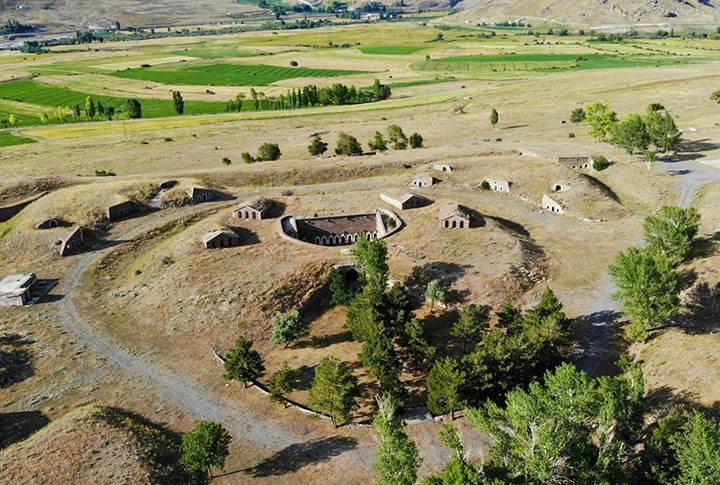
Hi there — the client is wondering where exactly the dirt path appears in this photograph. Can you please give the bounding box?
[573,157,720,375]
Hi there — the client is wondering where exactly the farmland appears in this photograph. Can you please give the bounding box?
[0,131,35,147]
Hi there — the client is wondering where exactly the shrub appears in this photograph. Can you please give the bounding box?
[159,187,192,208]
[221,157,232,165]
[257,143,281,161]
[593,155,611,170]
[241,152,255,164]
[335,133,363,156]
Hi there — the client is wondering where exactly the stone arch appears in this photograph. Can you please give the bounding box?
[459,220,464,229]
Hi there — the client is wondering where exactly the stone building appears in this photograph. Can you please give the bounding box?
[483,179,511,194]
[550,181,572,192]
[438,204,472,229]
[380,192,427,210]
[558,156,593,170]
[187,186,219,203]
[409,174,437,188]
[232,198,273,220]
[202,229,241,249]
[281,209,402,247]
[106,200,135,221]
[59,227,84,256]
[0,273,41,306]
[542,194,566,214]
[432,163,453,173]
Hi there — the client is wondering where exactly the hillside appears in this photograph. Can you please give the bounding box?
[450,0,720,28]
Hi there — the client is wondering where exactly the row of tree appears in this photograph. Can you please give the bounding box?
[309,124,424,158]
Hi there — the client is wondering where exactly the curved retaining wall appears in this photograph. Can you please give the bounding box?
[0,191,47,222]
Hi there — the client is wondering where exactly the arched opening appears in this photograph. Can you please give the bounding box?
[459,221,464,229]
[554,185,561,191]
[49,219,58,228]
[444,220,449,228]
[451,220,457,228]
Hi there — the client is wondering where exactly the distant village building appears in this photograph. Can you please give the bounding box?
[202,229,241,249]
[409,174,437,188]
[558,156,594,170]
[0,274,41,306]
[59,227,84,256]
[187,187,219,203]
[483,179,511,194]
[550,181,572,192]
[36,218,60,229]
[106,200,135,221]
[232,198,273,220]
[438,204,472,229]
[433,164,453,173]
[380,192,427,210]
[542,194,566,214]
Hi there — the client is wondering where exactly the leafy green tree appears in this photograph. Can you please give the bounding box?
[644,105,680,151]
[368,130,388,152]
[172,90,185,115]
[490,108,499,127]
[126,98,142,119]
[645,405,691,482]
[241,152,254,164]
[8,114,16,126]
[268,361,295,405]
[270,309,305,347]
[346,290,384,342]
[467,359,644,484]
[352,237,389,296]
[403,318,435,369]
[427,357,466,418]
[452,304,490,353]
[85,96,96,118]
[308,356,358,426]
[257,142,281,161]
[370,78,392,101]
[438,423,464,457]
[308,134,328,157]
[609,113,649,154]
[387,124,408,150]
[329,267,358,306]
[425,279,445,311]
[570,107,586,123]
[609,248,681,342]
[360,329,404,403]
[335,132,363,156]
[223,336,264,386]
[409,132,423,148]
[643,206,700,266]
[180,421,232,480]
[383,283,412,335]
[105,106,115,120]
[373,395,422,485]
[584,102,617,140]
[72,104,81,117]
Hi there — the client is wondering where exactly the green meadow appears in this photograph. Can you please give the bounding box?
[358,46,426,55]
[0,131,36,147]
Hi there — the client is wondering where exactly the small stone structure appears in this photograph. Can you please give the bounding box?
[558,156,593,170]
[281,208,402,247]
[542,194,565,214]
[202,229,241,249]
[106,200,135,221]
[59,227,84,256]
[438,204,472,229]
[380,192,427,210]
[550,181,572,192]
[432,163,453,173]
[0,273,41,306]
[409,174,437,188]
[36,218,60,229]
[0,191,48,222]
[187,186,219,203]
[483,179,511,194]
[232,198,273,220]
[158,180,177,190]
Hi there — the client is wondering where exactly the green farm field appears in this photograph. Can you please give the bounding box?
[0,131,36,147]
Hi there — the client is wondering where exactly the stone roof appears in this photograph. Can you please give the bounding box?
[438,203,470,221]
[380,192,417,204]
[201,229,238,244]
[236,197,272,213]
[0,273,35,296]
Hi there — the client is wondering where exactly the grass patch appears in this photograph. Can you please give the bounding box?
[111,62,368,86]
[0,131,36,147]
[358,46,425,55]
[172,48,261,59]
[388,77,457,89]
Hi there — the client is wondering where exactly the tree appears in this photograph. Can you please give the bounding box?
[352,237,389,296]
[308,134,328,157]
[85,96,95,118]
[373,395,422,485]
[609,113,649,154]
[335,132,363,156]
[308,356,358,426]
[426,357,466,418]
[387,124,408,150]
[257,142,281,161]
[105,106,115,120]
[268,361,295,405]
[466,359,644,484]
[644,106,681,151]
[403,318,435,369]
[223,336,264,386]
[643,206,700,266]
[329,267,358,306]
[368,130,388,152]
[584,102,617,140]
[409,132,423,148]
[8,114,16,126]
[452,304,490,353]
[172,90,185,115]
[126,98,142,119]
[609,248,680,342]
[438,423,464,457]
[593,154,610,171]
[241,152,254,164]
[490,108,499,127]
[180,421,232,480]
[570,107,586,123]
[425,279,445,311]
[360,329,404,402]
[270,309,305,347]
[711,89,720,104]
[421,424,481,484]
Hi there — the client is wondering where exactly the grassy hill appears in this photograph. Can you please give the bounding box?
[450,0,720,28]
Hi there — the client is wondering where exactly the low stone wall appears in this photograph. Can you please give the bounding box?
[0,191,47,222]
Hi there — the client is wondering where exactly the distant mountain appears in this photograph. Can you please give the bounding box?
[449,0,720,28]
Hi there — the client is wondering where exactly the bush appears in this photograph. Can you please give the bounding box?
[593,155,610,170]
[335,133,363,156]
[221,157,232,165]
[241,152,255,164]
[479,180,491,191]
[568,132,575,138]
[409,133,424,148]
[257,143,281,161]
[570,107,586,123]
[159,187,192,208]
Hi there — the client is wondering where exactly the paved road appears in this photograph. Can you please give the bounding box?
[574,157,720,375]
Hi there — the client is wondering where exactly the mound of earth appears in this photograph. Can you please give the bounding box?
[0,405,184,484]
[450,0,720,27]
